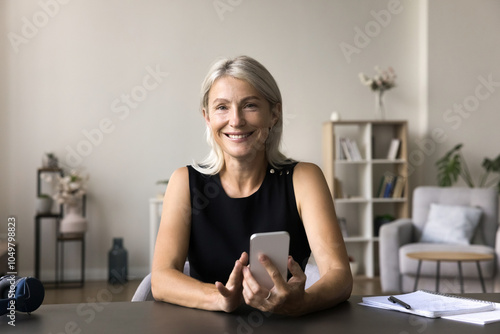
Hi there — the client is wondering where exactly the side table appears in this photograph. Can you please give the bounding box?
[407,251,494,293]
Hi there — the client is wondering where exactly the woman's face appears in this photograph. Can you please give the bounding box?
[203,76,279,164]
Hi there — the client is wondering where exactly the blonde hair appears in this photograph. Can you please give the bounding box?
[194,56,289,175]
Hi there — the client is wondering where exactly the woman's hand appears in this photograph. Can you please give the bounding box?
[215,252,248,313]
[242,255,307,316]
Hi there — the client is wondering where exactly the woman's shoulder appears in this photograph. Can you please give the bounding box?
[168,166,190,185]
[293,161,323,176]
[292,162,328,193]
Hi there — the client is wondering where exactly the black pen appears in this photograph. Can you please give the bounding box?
[388,296,411,309]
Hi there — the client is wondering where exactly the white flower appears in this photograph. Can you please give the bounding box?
[53,171,88,206]
[359,66,397,92]
[358,73,373,86]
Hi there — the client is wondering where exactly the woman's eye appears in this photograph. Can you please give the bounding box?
[244,103,258,109]
[215,105,227,111]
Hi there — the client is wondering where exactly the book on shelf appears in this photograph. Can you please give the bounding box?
[386,138,401,160]
[377,172,405,198]
[338,137,362,161]
[391,176,406,198]
[333,178,344,199]
[361,290,496,319]
[347,138,362,161]
[336,136,345,160]
[338,217,348,238]
[340,138,352,160]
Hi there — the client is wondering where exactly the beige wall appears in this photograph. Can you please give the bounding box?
[424,0,500,185]
[4,0,495,279]
[0,0,9,232]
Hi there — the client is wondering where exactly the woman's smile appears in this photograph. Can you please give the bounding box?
[225,131,255,140]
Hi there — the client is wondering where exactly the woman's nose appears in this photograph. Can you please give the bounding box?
[229,107,245,127]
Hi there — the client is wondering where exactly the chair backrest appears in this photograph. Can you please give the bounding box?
[412,186,498,247]
[131,273,154,302]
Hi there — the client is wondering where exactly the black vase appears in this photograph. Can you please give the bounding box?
[108,238,128,284]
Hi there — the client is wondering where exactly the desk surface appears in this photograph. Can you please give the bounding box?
[2,294,500,333]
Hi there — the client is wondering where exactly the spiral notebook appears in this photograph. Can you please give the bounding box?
[361,290,495,318]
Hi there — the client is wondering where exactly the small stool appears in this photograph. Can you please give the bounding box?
[407,251,493,293]
[55,232,85,287]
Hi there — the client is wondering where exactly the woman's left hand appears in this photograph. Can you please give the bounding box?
[241,255,307,316]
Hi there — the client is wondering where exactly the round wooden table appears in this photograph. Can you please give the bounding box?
[406,251,494,293]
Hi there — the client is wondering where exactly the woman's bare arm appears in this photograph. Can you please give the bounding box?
[151,167,246,312]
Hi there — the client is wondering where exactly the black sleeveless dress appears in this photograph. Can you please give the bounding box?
[187,162,311,284]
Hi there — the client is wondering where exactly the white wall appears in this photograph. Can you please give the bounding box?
[424,0,500,186]
[3,0,426,279]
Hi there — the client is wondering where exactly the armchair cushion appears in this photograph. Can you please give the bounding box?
[419,204,482,245]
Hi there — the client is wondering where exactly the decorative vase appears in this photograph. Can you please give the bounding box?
[108,238,128,284]
[60,204,88,234]
[375,90,386,120]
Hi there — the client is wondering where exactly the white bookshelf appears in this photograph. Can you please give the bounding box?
[322,120,409,277]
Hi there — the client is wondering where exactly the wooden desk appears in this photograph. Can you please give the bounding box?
[2,295,500,333]
[407,252,494,293]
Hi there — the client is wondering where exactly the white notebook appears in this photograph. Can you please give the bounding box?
[443,303,500,325]
[361,290,496,318]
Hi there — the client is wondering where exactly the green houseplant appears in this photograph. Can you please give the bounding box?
[436,144,500,192]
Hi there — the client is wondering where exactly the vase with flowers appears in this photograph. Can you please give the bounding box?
[359,66,397,119]
[53,170,89,234]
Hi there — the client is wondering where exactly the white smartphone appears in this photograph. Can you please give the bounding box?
[249,231,290,290]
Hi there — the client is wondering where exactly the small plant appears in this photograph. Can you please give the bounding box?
[436,143,500,192]
[38,193,51,198]
[45,152,59,168]
[156,179,169,186]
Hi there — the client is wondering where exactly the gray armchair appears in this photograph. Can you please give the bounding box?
[379,186,500,293]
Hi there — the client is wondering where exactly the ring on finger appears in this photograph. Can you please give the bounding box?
[265,291,272,300]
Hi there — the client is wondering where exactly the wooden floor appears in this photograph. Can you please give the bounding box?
[351,276,382,296]
[43,279,142,305]
[43,276,382,304]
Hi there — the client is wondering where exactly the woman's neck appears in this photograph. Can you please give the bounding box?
[219,156,268,198]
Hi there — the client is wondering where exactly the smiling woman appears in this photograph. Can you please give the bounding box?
[202,76,278,174]
[151,56,352,316]
[196,56,288,176]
